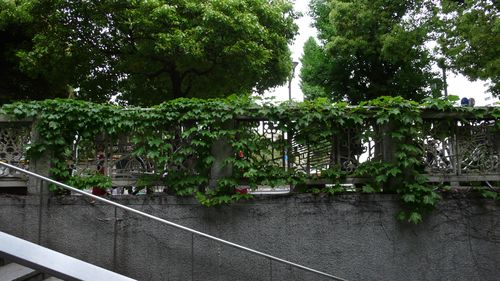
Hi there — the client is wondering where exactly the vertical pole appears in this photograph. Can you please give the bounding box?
[287,61,299,185]
[442,65,448,98]
[209,120,234,189]
[306,143,311,175]
[191,233,194,281]
[282,137,287,169]
[287,128,292,170]
[37,179,43,245]
[455,131,461,175]
[451,125,460,187]
[288,61,299,101]
[217,244,221,281]
[271,128,275,161]
[329,134,335,167]
[269,259,273,281]
[287,125,293,192]
[113,206,118,271]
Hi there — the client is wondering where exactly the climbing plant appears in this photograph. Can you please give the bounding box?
[1,96,498,223]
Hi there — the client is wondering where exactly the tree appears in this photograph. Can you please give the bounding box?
[299,37,333,100]
[0,1,67,105]
[3,0,298,105]
[437,0,499,96]
[301,0,440,103]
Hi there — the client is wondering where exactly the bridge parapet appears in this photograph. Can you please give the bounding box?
[0,106,498,194]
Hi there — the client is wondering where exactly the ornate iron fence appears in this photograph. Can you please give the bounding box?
[0,109,498,193]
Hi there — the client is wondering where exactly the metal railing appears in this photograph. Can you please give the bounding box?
[0,161,348,281]
[0,231,136,281]
[1,110,499,194]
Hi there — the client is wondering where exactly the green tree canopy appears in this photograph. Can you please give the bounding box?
[299,37,332,100]
[302,0,499,103]
[0,1,67,105]
[301,0,439,103]
[1,0,298,105]
[437,0,499,96]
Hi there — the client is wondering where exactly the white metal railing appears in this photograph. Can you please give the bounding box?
[0,231,136,281]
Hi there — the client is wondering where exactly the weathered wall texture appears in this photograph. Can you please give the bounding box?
[0,194,498,281]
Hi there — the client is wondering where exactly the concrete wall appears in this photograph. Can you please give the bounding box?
[0,193,498,281]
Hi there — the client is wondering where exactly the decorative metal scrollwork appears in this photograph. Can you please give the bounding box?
[0,125,31,177]
[422,137,456,174]
[422,120,499,175]
[457,121,498,174]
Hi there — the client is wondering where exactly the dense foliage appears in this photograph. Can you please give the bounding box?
[1,96,498,223]
[299,37,333,101]
[0,0,68,104]
[302,0,499,103]
[0,0,298,105]
[302,0,439,103]
[437,0,499,96]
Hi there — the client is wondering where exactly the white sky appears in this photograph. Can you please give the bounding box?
[265,2,497,106]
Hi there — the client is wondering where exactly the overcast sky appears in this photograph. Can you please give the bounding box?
[265,2,496,106]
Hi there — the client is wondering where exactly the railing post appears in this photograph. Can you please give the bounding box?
[381,122,397,164]
[27,120,51,196]
[209,120,234,189]
[37,179,44,245]
[113,206,118,271]
[381,121,402,192]
[217,243,221,280]
[191,233,194,281]
[269,259,273,281]
[27,119,51,247]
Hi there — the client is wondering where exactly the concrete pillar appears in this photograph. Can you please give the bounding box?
[27,120,51,196]
[381,121,404,192]
[208,120,235,189]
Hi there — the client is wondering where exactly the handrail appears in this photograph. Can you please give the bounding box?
[0,161,348,281]
[0,231,136,281]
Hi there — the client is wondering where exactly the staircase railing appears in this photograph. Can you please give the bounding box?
[0,161,348,281]
[0,230,136,281]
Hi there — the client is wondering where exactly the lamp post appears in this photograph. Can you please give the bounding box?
[288,61,299,101]
[285,61,298,174]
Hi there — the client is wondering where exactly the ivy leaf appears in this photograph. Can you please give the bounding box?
[423,194,437,205]
[391,132,404,140]
[203,156,215,165]
[146,151,160,159]
[147,138,162,147]
[387,167,401,177]
[376,115,389,124]
[397,211,407,221]
[243,168,258,178]
[481,190,498,200]
[362,184,376,193]
[402,194,415,202]
[408,212,422,224]
[388,108,400,116]
[48,121,59,129]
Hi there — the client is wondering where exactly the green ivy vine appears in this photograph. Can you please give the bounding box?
[0,95,498,223]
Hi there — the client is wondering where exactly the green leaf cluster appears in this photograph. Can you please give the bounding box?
[303,0,499,103]
[1,96,497,217]
[1,0,298,105]
[67,174,112,192]
[303,0,439,103]
[437,0,500,96]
